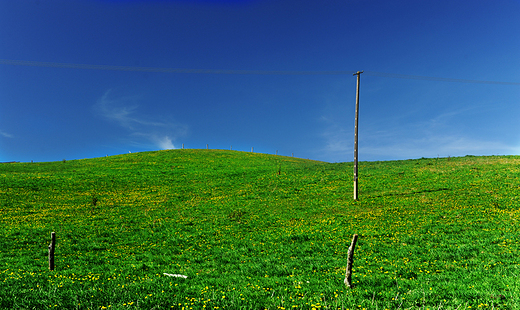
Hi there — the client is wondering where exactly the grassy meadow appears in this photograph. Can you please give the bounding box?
[1,150,520,309]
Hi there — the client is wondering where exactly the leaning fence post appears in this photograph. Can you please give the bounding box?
[344,234,358,288]
[48,232,56,271]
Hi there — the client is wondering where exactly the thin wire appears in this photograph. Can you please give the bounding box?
[363,71,520,86]
[0,59,355,75]
[1,58,519,85]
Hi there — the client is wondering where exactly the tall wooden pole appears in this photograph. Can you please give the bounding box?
[353,71,363,200]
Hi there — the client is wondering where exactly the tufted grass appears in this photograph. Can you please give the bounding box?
[1,150,519,309]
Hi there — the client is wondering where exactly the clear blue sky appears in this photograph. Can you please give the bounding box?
[1,0,519,163]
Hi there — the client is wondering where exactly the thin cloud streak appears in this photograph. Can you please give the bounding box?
[95,90,169,129]
[318,111,520,162]
[94,90,187,150]
[0,130,14,138]
[360,136,520,160]
[320,130,519,162]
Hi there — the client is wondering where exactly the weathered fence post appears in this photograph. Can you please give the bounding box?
[344,234,358,288]
[48,232,56,271]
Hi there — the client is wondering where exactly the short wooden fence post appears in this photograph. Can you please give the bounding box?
[48,232,56,271]
[344,234,358,288]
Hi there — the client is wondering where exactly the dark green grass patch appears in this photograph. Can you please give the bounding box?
[1,151,520,309]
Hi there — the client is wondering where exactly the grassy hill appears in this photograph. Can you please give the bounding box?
[1,150,519,309]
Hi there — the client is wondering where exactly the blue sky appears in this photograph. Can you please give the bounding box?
[1,0,519,163]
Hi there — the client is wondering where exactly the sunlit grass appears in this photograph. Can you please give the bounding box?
[1,150,520,309]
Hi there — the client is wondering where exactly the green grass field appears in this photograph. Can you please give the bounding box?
[1,150,519,309]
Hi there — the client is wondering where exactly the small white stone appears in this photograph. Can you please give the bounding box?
[163,273,188,278]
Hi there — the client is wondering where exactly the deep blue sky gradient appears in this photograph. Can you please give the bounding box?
[1,0,519,162]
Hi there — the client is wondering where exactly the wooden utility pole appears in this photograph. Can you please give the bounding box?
[353,71,363,200]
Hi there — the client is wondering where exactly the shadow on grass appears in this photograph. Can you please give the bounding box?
[370,187,451,198]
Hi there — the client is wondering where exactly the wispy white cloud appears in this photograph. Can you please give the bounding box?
[128,133,176,150]
[318,115,352,160]
[95,90,168,129]
[155,135,175,150]
[317,109,520,162]
[94,90,187,150]
[360,135,520,160]
[0,130,14,138]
